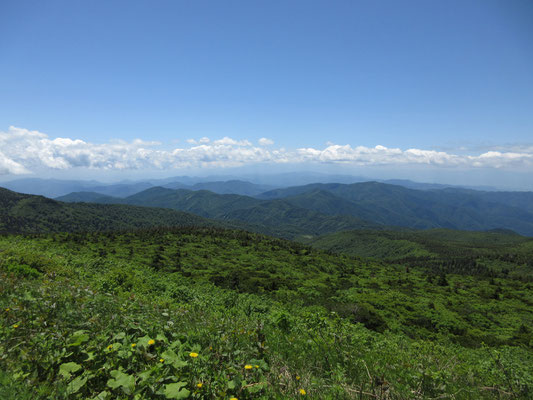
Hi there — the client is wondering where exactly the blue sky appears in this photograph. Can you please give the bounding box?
[1,0,532,187]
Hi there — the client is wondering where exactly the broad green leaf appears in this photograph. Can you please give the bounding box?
[91,391,110,400]
[161,349,187,369]
[66,375,87,395]
[138,368,154,383]
[68,330,90,347]
[164,382,190,399]
[107,370,135,394]
[156,333,168,343]
[59,362,82,379]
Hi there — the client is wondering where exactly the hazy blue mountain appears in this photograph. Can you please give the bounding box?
[380,179,497,191]
[55,180,533,236]
[161,180,276,196]
[189,180,276,196]
[0,178,154,198]
[55,191,122,203]
[0,178,102,198]
[90,182,154,197]
[258,181,533,236]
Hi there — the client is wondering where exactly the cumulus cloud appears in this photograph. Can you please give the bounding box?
[1,126,532,175]
[258,137,274,146]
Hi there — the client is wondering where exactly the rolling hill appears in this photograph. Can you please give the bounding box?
[57,187,381,238]
[259,182,533,236]
[0,187,214,234]
[56,181,533,236]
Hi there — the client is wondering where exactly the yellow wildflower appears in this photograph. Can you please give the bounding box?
[189,352,198,358]
[197,383,203,388]
[244,364,253,370]
[148,339,155,346]
[296,375,300,380]
[107,344,113,350]
[159,358,164,363]
[300,389,306,395]
[131,343,136,348]
[255,365,259,369]
[230,398,238,400]
[12,324,19,329]
[5,308,10,312]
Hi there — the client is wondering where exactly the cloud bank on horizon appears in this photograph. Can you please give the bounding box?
[1,126,532,176]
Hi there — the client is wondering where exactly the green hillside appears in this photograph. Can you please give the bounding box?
[59,182,533,236]
[260,182,533,236]
[1,227,532,398]
[124,187,260,218]
[58,188,380,238]
[305,229,533,279]
[0,188,213,234]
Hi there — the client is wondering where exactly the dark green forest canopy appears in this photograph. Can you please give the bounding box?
[304,228,533,280]
[0,187,217,234]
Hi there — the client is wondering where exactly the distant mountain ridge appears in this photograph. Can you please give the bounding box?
[58,186,380,238]
[57,180,533,236]
[1,174,511,199]
[0,178,276,198]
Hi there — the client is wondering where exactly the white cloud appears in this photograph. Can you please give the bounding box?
[258,137,274,146]
[0,125,532,175]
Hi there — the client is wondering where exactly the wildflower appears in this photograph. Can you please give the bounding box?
[5,308,9,312]
[296,375,300,380]
[159,358,164,363]
[131,343,136,348]
[148,339,155,346]
[12,324,19,329]
[255,365,259,369]
[300,389,306,395]
[230,398,238,400]
[107,344,113,350]
[197,383,203,388]
[189,352,198,358]
[244,364,253,370]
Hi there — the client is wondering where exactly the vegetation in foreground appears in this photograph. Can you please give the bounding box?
[1,227,532,398]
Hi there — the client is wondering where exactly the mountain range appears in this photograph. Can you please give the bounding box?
[54,180,533,237]
[0,173,502,199]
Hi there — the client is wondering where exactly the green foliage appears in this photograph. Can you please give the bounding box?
[306,228,533,279]
[1,227,532,398]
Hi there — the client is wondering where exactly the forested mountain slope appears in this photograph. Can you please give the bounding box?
[57,187,381,238]
[305,228,533,279]
[0,187,213,234]
[259,182,533,235]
